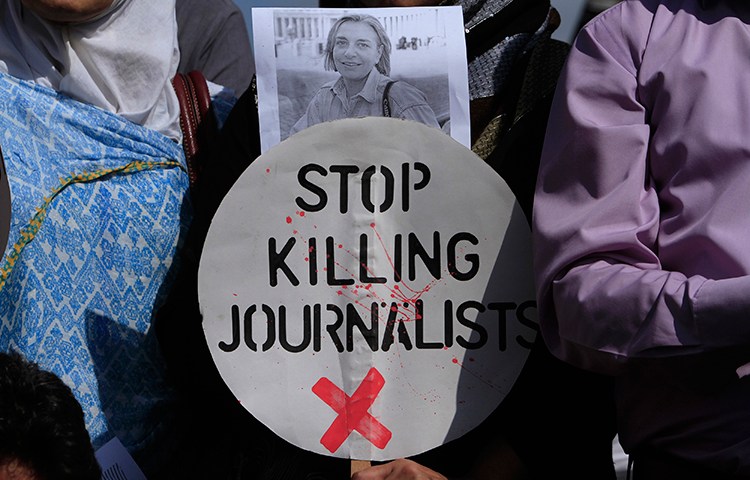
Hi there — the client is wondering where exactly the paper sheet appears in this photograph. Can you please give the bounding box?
[252,6,470,153]
[95,437,147,480]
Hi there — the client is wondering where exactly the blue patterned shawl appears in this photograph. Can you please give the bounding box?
[0,71,190,455]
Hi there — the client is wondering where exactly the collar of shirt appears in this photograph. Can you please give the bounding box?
[330,67,384,105]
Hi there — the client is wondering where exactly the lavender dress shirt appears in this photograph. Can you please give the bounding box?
[533,0,750,473]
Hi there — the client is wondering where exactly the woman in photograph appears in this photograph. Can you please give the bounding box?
[289,14,440,136]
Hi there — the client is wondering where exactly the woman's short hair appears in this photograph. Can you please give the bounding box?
[324,14,392,76]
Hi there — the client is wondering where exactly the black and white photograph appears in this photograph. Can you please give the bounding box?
[252,7,469,152]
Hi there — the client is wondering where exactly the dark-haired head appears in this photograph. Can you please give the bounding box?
[0,352,101,480]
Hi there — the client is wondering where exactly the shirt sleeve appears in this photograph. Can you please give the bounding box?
[532,1,750,375]
[176,0,254,96]
[289,89,323,137]
[389,81,440,129]
[198,6,254,96]
[288,108,309,137]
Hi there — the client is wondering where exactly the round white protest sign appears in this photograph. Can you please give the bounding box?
[199,117,537,461]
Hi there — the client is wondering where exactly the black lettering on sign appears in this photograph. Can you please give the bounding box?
[294,162,432,214]
[269,231,481,287]
[219,299,537,353]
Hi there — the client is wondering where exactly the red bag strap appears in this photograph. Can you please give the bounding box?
[172,70,217,189]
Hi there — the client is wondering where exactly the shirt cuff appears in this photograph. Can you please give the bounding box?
[693,275,750,347]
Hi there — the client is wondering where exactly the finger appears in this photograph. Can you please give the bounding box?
[351,462,395,480]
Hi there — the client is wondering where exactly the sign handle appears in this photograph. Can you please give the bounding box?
[351,460,371,476]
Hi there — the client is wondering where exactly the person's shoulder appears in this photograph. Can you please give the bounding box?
[582,0,655,24]
[176,0,241,12]
[213,0,245,17]
[322,77,339,89]
[387,80,429,104]
[578,0,658,36]
[312,78,341,97]
[176,0,243,24]
[572,0,660,73]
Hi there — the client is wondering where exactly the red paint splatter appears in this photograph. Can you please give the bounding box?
[299,211,306,217]
[266,168,271,173]
[452,358,459,364]
[286,216,292,224]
